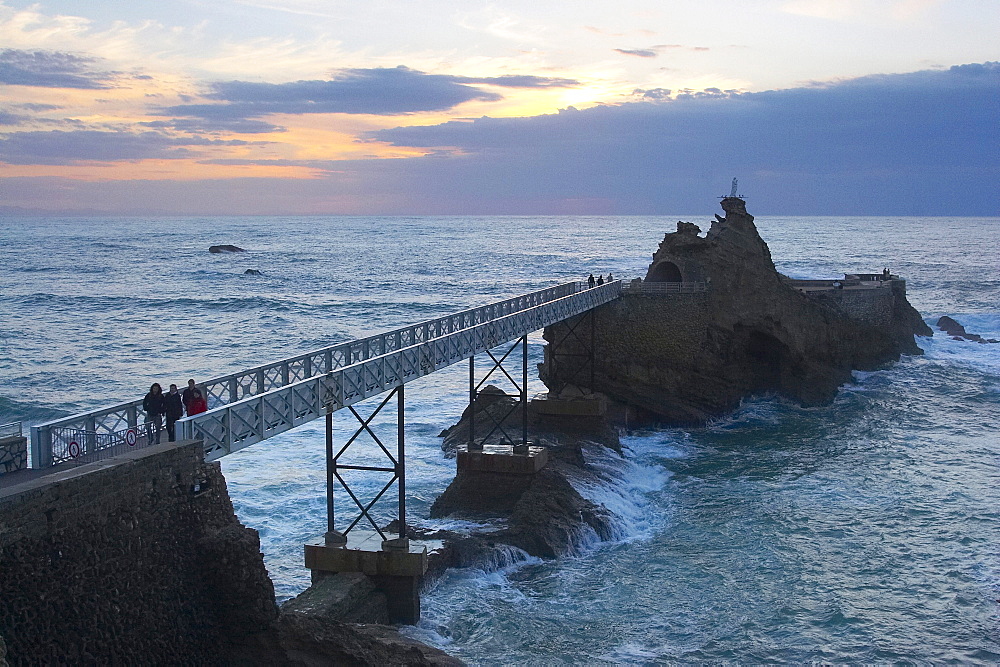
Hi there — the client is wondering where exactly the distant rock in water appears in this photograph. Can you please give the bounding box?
[209,244,245,253]
[244,269,262,276]
[542,196,934,426]
[937,315,998,343]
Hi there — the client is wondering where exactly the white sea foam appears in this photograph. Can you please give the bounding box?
[561,438,673,549]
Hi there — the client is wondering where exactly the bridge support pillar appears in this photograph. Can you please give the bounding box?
[467,335,530,451]
[312,385,424,621]
[304,531,428,624]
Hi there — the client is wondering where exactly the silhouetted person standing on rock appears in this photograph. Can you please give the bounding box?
[165,384,184,442]
[143,383,166,444]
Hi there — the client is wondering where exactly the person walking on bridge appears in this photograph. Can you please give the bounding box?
[143,383,166,445]
[165,384,184,442]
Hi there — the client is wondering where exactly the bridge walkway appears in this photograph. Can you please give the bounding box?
[30,280,622,467]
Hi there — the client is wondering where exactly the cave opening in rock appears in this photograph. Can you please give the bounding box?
[735,326,792,392]
[649,261,683,282]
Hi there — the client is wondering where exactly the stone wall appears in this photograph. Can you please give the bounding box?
[0,441,278,664]
[0,436,27,475]
[804,285,895,327]
[542,292,713,424]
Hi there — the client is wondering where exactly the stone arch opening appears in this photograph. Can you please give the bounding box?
[649,261,683,282]
[734,326,792,393]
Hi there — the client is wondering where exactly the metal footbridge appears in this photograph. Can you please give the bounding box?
[31,280,623,467]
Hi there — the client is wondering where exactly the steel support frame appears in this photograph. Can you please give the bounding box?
[325,385,407,547]
[468,335,529,452]
[547,310,597,396]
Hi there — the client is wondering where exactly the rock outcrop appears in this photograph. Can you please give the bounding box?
[541,197,933,425]
[937,316,999,343]
[209,244,246,253]
[427,388,618,560]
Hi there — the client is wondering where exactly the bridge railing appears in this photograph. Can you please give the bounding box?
[30,281,588,468]
[180,281,623,461]
[621,281,707,294]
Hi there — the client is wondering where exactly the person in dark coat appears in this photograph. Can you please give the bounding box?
[596,275,604,286]
[142,383,166,444]
[588,274,596,288]
[164,383,184,442]
[182,378,198,415]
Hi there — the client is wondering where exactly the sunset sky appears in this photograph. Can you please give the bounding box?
[0,0,997,215]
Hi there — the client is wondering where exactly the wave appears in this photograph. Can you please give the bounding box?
[563,440,673,551]
[0,395,69,427]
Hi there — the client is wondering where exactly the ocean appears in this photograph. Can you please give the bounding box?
[1,213,998,663]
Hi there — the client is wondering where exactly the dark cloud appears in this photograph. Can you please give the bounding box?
[162,66,504,120]
[0,130,251,165]
[0,49,115,89]
[20,103,62,112]
[0,111,27,126]
[632,88,672,100]
[615,48,658,58]
[354,62,999,215]
[5,63,997,216]
[141,118,286,134]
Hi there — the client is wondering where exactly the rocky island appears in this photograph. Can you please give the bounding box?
[540,195,931,425]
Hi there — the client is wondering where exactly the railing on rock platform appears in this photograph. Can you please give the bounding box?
[621,280,707,294]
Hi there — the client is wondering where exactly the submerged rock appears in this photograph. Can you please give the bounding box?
[541,197,933,425]
[209,244,245,253]
[244,268,262,275]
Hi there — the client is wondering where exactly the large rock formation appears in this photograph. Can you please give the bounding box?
[541,197,932,425]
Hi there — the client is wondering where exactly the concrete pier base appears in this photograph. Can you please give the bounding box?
[457,442,548,474]
[531,394,607,417]
[304,531,428,624]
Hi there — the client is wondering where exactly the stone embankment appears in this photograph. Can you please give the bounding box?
[541,197,933,425]
[0,442,458,665]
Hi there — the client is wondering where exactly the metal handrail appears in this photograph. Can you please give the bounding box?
[0,422,22,439]
[179,281,623,461]
[30,280,601,467]
[621,281,706,294]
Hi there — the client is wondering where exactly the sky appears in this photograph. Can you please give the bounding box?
[0,0,997,216]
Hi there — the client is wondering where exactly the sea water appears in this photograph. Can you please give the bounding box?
[1,214,997,663]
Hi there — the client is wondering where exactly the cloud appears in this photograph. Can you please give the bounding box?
[614,48,658,58]
[161,66,506,120]
[451,74,579,88]
[0,130,252,165]
[140,118,287,134]
[0,110,27,125]
[351,62,999,215]
[4,63,997,216]
[632,88,672,100]
[0,49,116,89]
